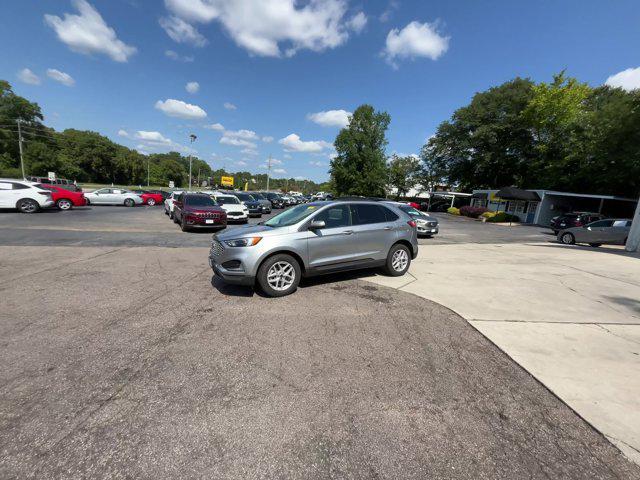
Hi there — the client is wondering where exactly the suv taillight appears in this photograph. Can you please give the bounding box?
[408,220,417,228]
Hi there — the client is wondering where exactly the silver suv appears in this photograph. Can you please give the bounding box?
[209,199,419,297]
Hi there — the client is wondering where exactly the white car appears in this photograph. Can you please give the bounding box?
[164,190,184,219]
[201,191,249,223]
[84,188,143,207]
[0,179,55,213]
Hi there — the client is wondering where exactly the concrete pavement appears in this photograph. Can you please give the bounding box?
[369,227,640,464]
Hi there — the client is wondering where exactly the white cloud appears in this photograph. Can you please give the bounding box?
[46,68,75,86]
[223,129,258,140]
[347,12,367,34]
[279,133,332,152]
[379,1,399,23]
[165,49,194,62]
[155,98,207,119]
[17,68,41,85]
[605,67,640,92]
[160,16,208,47]
[294,176,306,181]
[262,135,274,143]
[235,160,248,167]
[44,0,136,62]
[186,81,200,94]
[117,129,129,137]
[270,158,283,165]
[164,0,357,58]
[307,109,351,128]
[220,137,257,148]
[309,160,328,167]
[383,21,449,68]
[204,122,225,131]
[223,102,237,110]
[273,168,287,174]
[283,153,292,159]
[135,131,172,145]
[134,130,196,154]
[241,148,259,155]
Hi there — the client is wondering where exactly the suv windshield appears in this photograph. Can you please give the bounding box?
[250,192,265,200]
[265,204,319,227]
[265,193,281,200]
[216,196,240,205]
[235,193,254,201]
[185,195,216,206]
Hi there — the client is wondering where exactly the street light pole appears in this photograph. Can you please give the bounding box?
[188,134,197,191]
[266,154,272,191]
[625,195,640,252]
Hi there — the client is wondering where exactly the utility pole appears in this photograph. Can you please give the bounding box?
[626,195,640,252]
[266,155,272,192]
[197,167,201,188]
[188,134,197,191]
[147,157,150,187]
[17,119,25,179]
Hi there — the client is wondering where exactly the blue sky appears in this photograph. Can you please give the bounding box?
[1,0,639,182]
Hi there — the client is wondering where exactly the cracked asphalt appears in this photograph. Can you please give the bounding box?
[0,206,639,479]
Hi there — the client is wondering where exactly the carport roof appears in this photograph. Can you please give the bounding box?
[495,187,541,201]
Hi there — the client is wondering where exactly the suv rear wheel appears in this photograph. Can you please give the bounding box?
[17,198,40,213]
[560,232,575,245]
[384,243,411,276]
[257,254,301,297]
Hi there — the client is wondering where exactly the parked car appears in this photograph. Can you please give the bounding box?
[164,190,184,219]
[386,201,439,237]
[558,219,632,247]
[262,192,285,209]
[550,212,605,234]
[84,188,143,207]
[173,193,227,232]
[201,191,249,223]
[247,192,272,214]
[0,179,55,213]
[146,190,171,201]
[129,190,163,206]
[35,184,86,210]
[232,192,263,217]
[209,199,418,297]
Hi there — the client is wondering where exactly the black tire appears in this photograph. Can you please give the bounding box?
[173,212,179,223]
[169,209,174,219]
[56,199,73,210]
[17,198,40,214]
[180,218,189,232]
[257,254,301,297]
[560,232,575,245]
[124,198,135,207]
[383,243,411,276]
[589,243,602,248]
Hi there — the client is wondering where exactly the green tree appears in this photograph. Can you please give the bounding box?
[330,104,390,197]
[387,154,421,199]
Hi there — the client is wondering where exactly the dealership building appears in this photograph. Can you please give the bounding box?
[470,189,638,226]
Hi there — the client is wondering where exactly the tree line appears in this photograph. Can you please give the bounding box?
[0,80,327,192]
[330,73,640,199]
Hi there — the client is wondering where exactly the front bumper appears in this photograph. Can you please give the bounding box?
[226,212,249,222]
[209,239,258,286]
[42,200,55,208]
[183,214,227,228]
[417,223,438,235]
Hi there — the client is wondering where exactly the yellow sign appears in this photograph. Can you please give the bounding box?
[221,176,234,187]
[490,192,501,202]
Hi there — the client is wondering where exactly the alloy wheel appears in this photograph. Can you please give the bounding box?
[267,261,296,291]
[392,249,409,272]
[58,199,72,210]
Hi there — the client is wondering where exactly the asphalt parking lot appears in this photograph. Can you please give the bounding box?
[1,205,638,479]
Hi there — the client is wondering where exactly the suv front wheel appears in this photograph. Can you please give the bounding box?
[384,243,411,276]
[257,254,301,297]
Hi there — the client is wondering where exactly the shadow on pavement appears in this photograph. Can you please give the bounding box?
[603,296,640,314]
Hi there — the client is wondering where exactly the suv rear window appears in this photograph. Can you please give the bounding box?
[350,204,388,225]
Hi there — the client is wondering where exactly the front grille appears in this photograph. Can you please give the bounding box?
[228,212,242,217]
[193,211,220,218]
[210,240,224,256]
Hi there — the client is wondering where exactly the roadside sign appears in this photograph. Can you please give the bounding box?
[48,172,56,181]
[221,176,234,187]
[169,181,175,188]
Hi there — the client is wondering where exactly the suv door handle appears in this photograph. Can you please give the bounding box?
[343,230,354,235]
[383,226,392,230]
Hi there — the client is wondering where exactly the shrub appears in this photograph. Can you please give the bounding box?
[459,205,489,218]
[486,211,520,223]
[447,207,460,215]
[481,211,497,219]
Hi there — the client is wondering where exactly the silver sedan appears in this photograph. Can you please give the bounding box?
[558,219,632,247]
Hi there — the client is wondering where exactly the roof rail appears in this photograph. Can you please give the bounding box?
[334,196,386,202]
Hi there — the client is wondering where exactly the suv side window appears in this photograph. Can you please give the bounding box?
[314,205,351,228]
[589,220,614,228]
[11,182,30,190]
[350,204,387,225]
[382,206,399,221]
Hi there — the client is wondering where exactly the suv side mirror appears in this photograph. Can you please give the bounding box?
[309,220,326,230]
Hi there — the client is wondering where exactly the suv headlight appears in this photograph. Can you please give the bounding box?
[224,237,262,247]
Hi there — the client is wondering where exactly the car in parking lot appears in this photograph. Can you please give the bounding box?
[209,199,418,297]
[173,192,227,232]
[130,190,164,206]
[230,192,263,217]
[246,192,272,214]
[550,212,605,234]
[164,190,184,218]
[35,183,87,210]
[558,219,632,247]
[384,201,439,237]
[84,188,143,207]
[0,179,55,213]
[201,191,249,223]
[262,191,285,209]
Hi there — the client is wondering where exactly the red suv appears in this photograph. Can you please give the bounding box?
[173,193,227,232]
[36,184,87,210]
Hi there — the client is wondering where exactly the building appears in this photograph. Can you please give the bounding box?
[471,189,638,226]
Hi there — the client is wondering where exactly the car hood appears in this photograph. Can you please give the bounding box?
[214,224,289,241]
[219,204,246,212]
[185,206,225,213]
